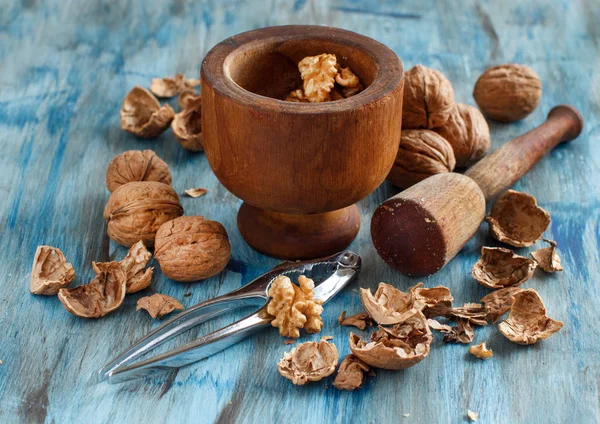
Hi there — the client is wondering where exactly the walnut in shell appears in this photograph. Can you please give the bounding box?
[106,150,172,193]
[104,181,183,248]
[333,354,370,391]
[498,289,563,345]
[469,341,493,359]
[136,293,183,318]
[387,130,456,189]
[298,54,338,103]
[481,287,525,323]
[58,262,126,318]
[402,65,455,129]
[277,340,338,385]
[473,64,542,122]
[472,247,537,289]
[486,190,551,247]
[150,74,185,98]
[154,216,230,282]
[349,311,433,369]
[360,282,424,325]
[172,98,203,152]
[434,103,490,168]
[30,246,75,295]
[120,86,175,138]
[120,240,153,293]
[530,239,563,272]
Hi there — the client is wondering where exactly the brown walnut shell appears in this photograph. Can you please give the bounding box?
[106,150,172,193]
[530,239,563,272]
[104,181,183,248]
[473,64,542,122]
[402,65,455,129]
[434,103,490,168]
[472,247,537,289]
[30,246,75,295]
[387,130,456,189]
[486,190,551,247]
[120,240,153,293]
[154,216,231,282]
[481,287,524,323]
[136,293,183,318]
[360,282,424,325]
[172,98,203,151]
[333,354,370,391]
[278,340,338,385]
[150,74,185,98]
[120,86,175,138]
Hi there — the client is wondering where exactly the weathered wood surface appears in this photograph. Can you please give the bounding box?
[0,1,598,423]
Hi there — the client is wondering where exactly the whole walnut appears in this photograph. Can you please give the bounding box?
[106,150,172,192]
[154,216,230,282]
[434,103,490,168]
[387,130,456,189]
[402,65,455,129]
[473,64,542,122]
[104,181,183,248]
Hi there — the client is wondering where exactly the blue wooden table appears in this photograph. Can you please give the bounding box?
[1,1,598,423]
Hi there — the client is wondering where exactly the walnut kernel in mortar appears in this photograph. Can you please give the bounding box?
[106,150,172,193]
[150,74,185,98]
[284,89,309,103]
[137,293,183,318]
[119,240,153,293]
[387,130,456,189]
[472,247,537,289]
[481,287,524,323]
[154,216,230,282]
[278,340,338,385]
[333,354,370,391]
[30,246,75,295]
[486,190,551,247]
[104,181,183,248]
[120,86,175,138]
[530,239,563,272]
[267,275,324,338]
[298,53,338,102]
[172,97,203,152]
[469,341,493,359]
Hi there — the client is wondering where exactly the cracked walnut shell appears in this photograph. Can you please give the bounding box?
[402,65,455,129]
[486,190,551,247]
[120,240,153,293]
[106,150,172,193]
[104,181,184,248]
[498,289,563,345]
[434,103,490,168]
[333,354,370,391]
[30,246,75,295]
[531,239,563,272]
[298,54,338,103]
[278,340,338,385]
[411,285,453,318]
[387,130,456,189]
[360,282,424,325]
[172,97,203,152]
[472,247,537,289]
[150,74,185,98]
[137,293,183,318]
[154,216,230,282]
[120,86,175,138]
[481,287,525,323]
[473,64,542,122]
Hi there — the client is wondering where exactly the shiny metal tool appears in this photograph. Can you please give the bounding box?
[98,250,361,384]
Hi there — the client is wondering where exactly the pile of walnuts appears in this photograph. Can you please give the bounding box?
[389,63,542,189]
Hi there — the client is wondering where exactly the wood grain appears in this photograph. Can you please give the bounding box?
[0,1,598,424]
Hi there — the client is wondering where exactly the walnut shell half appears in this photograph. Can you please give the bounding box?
[120,87,175,138]
[278,340,339,385]
[154,216,230,282]
[473,64,542,122]
[120,240,153,293]
[30,246,75,295]
[172,98,203,151]
[333,354,370,391]
[360,282,424,325]
[472,247,537,289]
[387,130,456,189]
[106,150,172,193]
[150,74,185,98]
[402,65,455,129]
[486,190,551,247]
[481,287,525,323]
[434,103,490,168]
[136,293,183,318]
[104,181,183,248]
[530,239,563,272]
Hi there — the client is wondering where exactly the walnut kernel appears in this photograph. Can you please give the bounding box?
[120,86,175,138]
[106,150,172,193]
[278,340,338,385]
[30,246,75,295]
[472,247,537,289]
[469,341,493,359]
[184,187,208,198]
[298,54,338,103]
[137,293,183,318]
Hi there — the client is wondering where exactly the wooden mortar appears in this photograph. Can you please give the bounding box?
[201,25,404,259]
[371,105,584,276]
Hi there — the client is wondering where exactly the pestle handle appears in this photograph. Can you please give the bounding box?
[465,105,584,200]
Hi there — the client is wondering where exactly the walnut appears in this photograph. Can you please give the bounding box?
[481,287,525,323]
[339,312,374,331]
[30,246,75,295]
[284,89,309,102]
[120,240,153,293]
[434,103,490,168]
[498,289,563,344]
[472,247,537,289]
[178,88,201,110]
[277,340,338,385]
[473,64,542,122]
[387,130,456,189]
[411,285,453,318]
[154,216,230,282]
[486,190,551,247]
[104,181,183,248]
[120,86,175,138]
[360,282,425,325]
[335,67,360,88]
[333,354,370,391]
[298,54,338,103]
[469,341,493,359]
[267,275,324,338]
[136,293,183,318]
[531,239,563,272]
[58,262,126,318]
[150,74,185,98]
[184,187,208,198]
[340,83,363,98]
[172,97,203,151]
[402,65,455,129]
[106,150,172,193]
[349,311,433,369]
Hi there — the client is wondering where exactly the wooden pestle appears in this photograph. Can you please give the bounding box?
[370,105,584,276]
